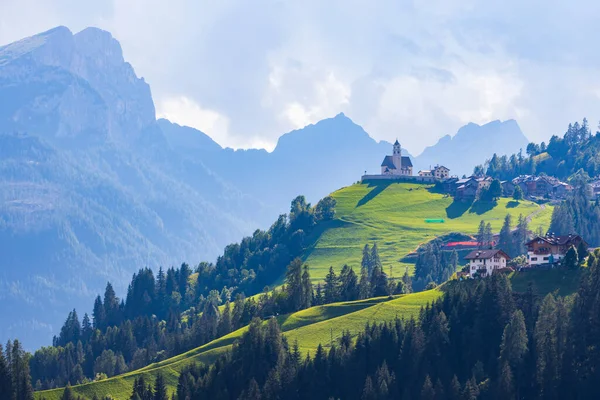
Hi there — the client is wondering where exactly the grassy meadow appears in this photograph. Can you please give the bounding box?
[302,181,553,281]
[36,289,442,400]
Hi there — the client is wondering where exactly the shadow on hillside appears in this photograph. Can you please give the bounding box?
[445,200,472,219]
[357,181,392,207]
[506,200,519,208]
[469,200,497,215]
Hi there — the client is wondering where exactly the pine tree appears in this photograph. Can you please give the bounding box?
[477,220,486,249]
[285,258,304,311]
[153,373,168,400]
[485,223,493,249]
[563,246,578,269]
[449,375,462,400]
[370,243,382,274]
[10,339,34,400]
[513,185,524,201]
[498,214,514,256]
[497,361,515,400]
[359,266,371,299]
[370,264,389,297]
[420,375,435,400]
[401,268,412,293]
[0,344,13,398]
[361,244,372,275]
[218,301,233,337]
[314,283,324,305]
[301,264,313,309]
[324,267,339,304]
[514,214,529,256]
[500,310,528,369]
[361,376,376,400]
[92,295,105,330]
[61,384,74,400]
[577,240,589,263]
[239,378,262,400]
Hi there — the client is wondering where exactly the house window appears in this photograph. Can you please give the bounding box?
[543,257,549,261]
[531,257,538,261]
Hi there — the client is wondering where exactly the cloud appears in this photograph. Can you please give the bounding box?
[1,0,600,154]
[157,96,233,147]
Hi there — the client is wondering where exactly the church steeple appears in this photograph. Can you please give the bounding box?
[393,139,401,156]
[392,139,401,169]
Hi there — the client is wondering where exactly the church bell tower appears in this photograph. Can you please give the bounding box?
[393,139,401,169]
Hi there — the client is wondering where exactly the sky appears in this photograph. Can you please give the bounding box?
[1,0,600,154]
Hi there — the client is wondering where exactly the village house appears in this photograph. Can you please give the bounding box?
[419,165,450,179]
[465,249,511,278]
[525,234,587,267]
[512,175,572,199]
[454,176,492,202]
[589,179,600,199]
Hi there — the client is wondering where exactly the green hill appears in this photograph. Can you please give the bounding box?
[303,181,553,280]
[35,289,442,400]
[35,181,555,400]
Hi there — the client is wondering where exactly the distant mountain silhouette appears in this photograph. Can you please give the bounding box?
[414,120,529,176]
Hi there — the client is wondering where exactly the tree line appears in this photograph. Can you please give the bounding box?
[166,249,600,400]
[479,118,600,182]
[20,194,337,390]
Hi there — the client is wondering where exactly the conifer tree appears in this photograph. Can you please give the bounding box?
[477,220,486,249]
[285,258,304,311]
[324,267,339,303]
[361,376,376,400]
[361,244,372,274]
[420,375,435,400]
[513,185,524,201]
[153,373,168,400]
[497,361,515,400]
[301,264,313,309]
[498,214,514,256]
[563,246,579,269]
[500,310,528,369]
[218,301,233,337]
[370,243,382,274]
[401,268,412,293]
[359,266,371,299]
[0,344,12,397]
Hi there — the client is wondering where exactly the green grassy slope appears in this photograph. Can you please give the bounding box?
[303,182,553,281]
[510,268,583,297]
[35,289,442,400]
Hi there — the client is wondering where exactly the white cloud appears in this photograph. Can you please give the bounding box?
[1,0,600,153]
[157,96,232,146]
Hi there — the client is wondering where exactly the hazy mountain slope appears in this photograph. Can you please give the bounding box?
[0,27,260,348]
[414,120,529,175]
[160,114,411,209]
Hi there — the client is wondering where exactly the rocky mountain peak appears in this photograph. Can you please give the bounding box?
[0,26,156,146]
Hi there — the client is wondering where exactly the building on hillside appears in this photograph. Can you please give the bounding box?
[525,234,587,267]
[454,176,492,202]
[501,180,516,196]
[465,249,511,278]
[511,175,572,199]
[380,140,413,176]
[589,179,600,199]
[362,141,453,183]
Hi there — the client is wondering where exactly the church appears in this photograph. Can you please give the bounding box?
[380,140,413,176]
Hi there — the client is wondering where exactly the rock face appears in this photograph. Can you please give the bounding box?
[0,26,154,145]
[414,120,530,176]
